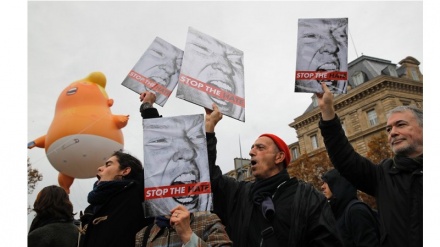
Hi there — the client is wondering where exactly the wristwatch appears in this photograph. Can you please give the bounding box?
[140,102,152,112]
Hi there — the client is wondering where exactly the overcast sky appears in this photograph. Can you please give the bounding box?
[3,0,436,244]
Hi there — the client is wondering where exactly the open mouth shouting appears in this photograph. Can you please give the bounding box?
[150,75,170,87]
[316,62,339,86]
[171,172,199,205]
[206,79,235,111]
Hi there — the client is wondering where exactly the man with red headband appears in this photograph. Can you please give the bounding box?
[204,105,342,247]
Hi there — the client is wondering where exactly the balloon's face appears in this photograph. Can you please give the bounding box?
[56,81,110,111]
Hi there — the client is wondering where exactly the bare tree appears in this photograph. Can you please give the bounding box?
[28,158,43,214]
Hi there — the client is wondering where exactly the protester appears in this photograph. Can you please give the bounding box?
[78,150,149,247]
[203,104,342,247]
[321,169,379,247]
[316,82,422,247]
[137,91,232,247]
[28,185,79,247]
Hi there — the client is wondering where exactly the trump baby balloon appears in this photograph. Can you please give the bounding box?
[28,72,129,193]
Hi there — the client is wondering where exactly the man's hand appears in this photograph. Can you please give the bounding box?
[140,91,156,105]
[316,82,336,121]
[205,104,223,133]
[170,205,193,244]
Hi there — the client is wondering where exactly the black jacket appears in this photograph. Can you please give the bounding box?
[79,181,148,247]
[207,132,342,247]
[319,115,422,247]
[322,169,379,247]
[28,220,78,247]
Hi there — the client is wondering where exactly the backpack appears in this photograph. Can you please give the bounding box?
[343,200,380,241]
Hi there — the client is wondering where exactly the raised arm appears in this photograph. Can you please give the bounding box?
[139,91,161,119]
[316,82,336,121]
[205,104,223,133]
[317,82,378,195]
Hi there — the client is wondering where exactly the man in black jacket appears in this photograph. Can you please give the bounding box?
[204,105,342,247]
[79,150,148,247]
[321,169,379,247]
[316,82,422,247]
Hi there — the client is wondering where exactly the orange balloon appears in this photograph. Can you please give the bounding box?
[29,72,129,193]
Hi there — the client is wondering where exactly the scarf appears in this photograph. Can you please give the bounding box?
[393,154,423,172]
[155,216,171,228]
[250,169,290,220]
[87,180,132,212]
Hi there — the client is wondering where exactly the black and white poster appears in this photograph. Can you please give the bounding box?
[122,37,183,106]
[295,18,348,94]
[142,114,212,217]
[176,27,245,121]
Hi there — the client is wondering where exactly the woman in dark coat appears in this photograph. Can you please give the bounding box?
[79,150,149,247]
[321,169,379,247]
[28,185,79,247]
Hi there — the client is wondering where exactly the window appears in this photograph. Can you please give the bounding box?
[341,120,346,134]
[311,135,318,149]
[352,71,367,86]
[367,109,378,126]
[401,100,411,106]
[292,147,299,160]
[236,167,248,181]
[411,68,420,81]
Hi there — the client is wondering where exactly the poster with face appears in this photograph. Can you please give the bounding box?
[295,18,348,94]
[142,114,212,217]
[122,37,184,106]
[176,27,245,122]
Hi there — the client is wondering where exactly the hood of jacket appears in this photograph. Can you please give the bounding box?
[321,169,357,218]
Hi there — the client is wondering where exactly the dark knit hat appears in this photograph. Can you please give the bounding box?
[259,133,291,167]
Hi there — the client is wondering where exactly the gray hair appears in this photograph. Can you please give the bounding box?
[387,105,423,127]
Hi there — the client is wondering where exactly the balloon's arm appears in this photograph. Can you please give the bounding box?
[113,114,129,129]
[28,135,46,149]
